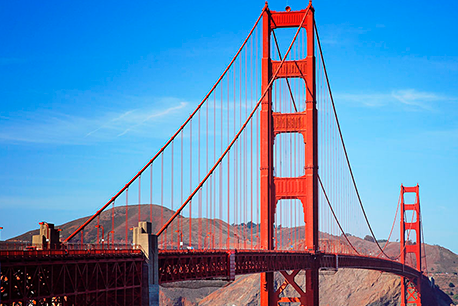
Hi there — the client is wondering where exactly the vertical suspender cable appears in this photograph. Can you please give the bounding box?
[315,24,390,258]
[125,189,128,246]
[157,5,311,236]
[150,166,153,223]
[138,176,141,224]
[171,142,174,246]
[189,120,193,247]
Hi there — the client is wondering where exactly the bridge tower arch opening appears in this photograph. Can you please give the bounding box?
[274,199,306,251]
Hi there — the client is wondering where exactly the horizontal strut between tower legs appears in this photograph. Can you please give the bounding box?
[402,186,418,193]
[274,176,307,201]
[271,59,308,79]
[269,8,314,30]
[272,112,307,138]
[404,204,418,211]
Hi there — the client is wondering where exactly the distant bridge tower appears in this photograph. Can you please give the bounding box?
[259,3,319,305]
[400,184,422,306]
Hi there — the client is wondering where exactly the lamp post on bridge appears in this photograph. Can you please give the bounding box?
[107,230,114,248]
[287,238,293,250]
[204,232,214,249]
[206,232,215,249]
[0,226,3,241]
[234,233,240,249]
[129,227,134,247]
[95,225,104,249]
[175,230,183,249]
[243,224,248,249]
[204,233,209,249]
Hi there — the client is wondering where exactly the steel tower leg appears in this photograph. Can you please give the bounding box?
[400,185,422,306]
[260,3,318,306]
[260,5,275,305]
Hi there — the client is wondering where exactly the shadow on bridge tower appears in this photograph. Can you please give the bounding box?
[400,184,423,306]
[260,2,318,305]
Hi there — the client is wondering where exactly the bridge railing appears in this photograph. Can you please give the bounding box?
[0,241,138,253]
[0,240,31,251]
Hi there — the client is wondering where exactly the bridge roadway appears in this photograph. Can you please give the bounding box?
[1,248,423,304]
[158,249,423,283]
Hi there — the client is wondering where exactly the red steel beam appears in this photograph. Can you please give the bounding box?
[156,250,423,284]
[1,249,425,304]
[1,250,144,305]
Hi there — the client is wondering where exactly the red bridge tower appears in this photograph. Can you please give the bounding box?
[260,2,319,305]
[400,184,423,305]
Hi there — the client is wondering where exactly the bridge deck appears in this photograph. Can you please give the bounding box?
[1,249,144,305]
[158,249,422,283]
[1,248,423,304]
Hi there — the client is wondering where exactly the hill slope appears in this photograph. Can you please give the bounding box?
[198,269,453,306]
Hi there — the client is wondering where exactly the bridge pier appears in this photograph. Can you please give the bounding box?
[32,222,60,249]
[133,221,159,306]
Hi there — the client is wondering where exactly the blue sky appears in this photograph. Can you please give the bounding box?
[1,0,457,253]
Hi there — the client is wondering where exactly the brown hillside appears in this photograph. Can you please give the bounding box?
[198,270,452,306]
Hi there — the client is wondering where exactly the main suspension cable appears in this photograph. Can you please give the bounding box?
[376,191,402,257]
[318,174,360,255]
[64,6,267,243]
[157,5,312,236]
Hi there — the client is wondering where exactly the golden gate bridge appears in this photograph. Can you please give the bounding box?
[1,2,428,305]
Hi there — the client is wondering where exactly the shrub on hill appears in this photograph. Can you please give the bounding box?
[364,235,375,243]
